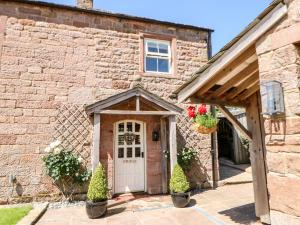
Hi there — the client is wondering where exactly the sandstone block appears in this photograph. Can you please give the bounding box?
[286,153,300,177]
[0,134,17,144]
[28,66,42,74]
[271,210,300,225]
[268,174,300,217]
[266,152,286,174]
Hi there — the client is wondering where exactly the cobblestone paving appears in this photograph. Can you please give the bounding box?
[36,183,261,225]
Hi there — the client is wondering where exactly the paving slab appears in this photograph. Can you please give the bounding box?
[36,183,261,225]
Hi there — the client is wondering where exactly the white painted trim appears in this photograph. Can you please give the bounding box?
[113,120,147,194]
[178,3,287,102]
[91,114,100,172]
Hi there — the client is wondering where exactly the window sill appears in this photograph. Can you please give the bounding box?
[137,71,180,79]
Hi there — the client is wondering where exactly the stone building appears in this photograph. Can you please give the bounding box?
[175,0,300,224]
[0,0,213,202]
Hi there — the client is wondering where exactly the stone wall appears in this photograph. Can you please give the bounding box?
[255,0,300,223]
[0,1,211,202]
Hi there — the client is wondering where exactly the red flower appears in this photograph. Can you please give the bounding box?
[187,106,196,118]
[198,104,207,115]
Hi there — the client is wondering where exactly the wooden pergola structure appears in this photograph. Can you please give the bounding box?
[174,2,288,224]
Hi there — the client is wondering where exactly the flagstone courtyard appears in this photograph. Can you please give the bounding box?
[36,183,261,225]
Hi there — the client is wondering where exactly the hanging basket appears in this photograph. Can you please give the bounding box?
[192,123,217,134]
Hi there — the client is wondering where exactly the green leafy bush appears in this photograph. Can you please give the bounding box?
[87,164,108,202]
[43,149,90,184]
[42,140,91,200]
[170,164,190,193]
[177,148,197,171]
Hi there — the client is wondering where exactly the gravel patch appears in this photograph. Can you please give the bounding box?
[48,201,86,209]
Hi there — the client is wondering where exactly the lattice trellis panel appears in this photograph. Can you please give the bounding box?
[176,114,212,185]
[54,104,92,163]
[176,115,210,150]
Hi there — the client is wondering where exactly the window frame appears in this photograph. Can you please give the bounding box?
[144,39,172,74]
[139,33,178,78]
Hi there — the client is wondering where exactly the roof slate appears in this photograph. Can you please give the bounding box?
[6,0,213,32]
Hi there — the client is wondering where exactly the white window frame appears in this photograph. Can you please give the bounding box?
[144,39,172,74]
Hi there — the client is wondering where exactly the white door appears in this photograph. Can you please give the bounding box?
[114,120,146,194]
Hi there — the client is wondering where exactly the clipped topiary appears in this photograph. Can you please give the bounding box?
[170,164,190,193]
[87,164,108,202]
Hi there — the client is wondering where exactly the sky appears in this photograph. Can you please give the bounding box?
[43,0,273,55]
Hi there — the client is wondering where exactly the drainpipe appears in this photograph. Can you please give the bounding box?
[207,31,218,189]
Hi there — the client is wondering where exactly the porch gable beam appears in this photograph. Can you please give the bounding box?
[218,105,252,140]
[189,97,246,108]
[99,110,179,115]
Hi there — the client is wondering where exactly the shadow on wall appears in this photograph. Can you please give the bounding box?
[176,119,210,189]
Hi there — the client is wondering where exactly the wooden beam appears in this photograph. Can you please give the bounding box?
[169,115,177,174]
[136,96,140,111]
[195,47,257,96]
[237,82,260,101]
[209,61,258,98]
[189,97,246,107]
[178,3,287,102]
[226,72,259,100]
[99,110,178,115]
[246,93,270,223]
[92,114,100,171]
[160,118,168,194]
[218,105,252,140]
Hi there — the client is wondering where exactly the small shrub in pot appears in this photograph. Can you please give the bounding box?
[86,164,108,219]
[170,164,190,208]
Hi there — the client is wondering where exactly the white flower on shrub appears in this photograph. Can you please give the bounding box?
[78,157,83,163]
[44,146,52,153]
[53,147,62,154]
[50,140,61,149]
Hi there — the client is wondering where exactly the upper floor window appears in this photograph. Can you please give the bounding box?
[144,39,171,74]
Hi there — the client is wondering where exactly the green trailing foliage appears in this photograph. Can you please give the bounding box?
[177,148,197,171]
[87,164,108,202]
[195,113,218,128]
[170,164,190,193]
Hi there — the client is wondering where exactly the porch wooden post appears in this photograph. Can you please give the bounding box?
[246,93,270,224]
[160,118,168,194]
[92,113,100,172]
[168,115,177,174]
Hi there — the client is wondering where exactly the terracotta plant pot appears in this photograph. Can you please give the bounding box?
[86,200,107,219]
[171,191,191,208]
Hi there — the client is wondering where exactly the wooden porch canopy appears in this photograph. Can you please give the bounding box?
[86,85,183,116]
[173,0,287,140]
[85,86,182,191]
[174,1,288,223]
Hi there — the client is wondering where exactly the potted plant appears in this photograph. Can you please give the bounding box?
[86,164,108,219]
[170,164,190,208]
[187,104,218,134]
